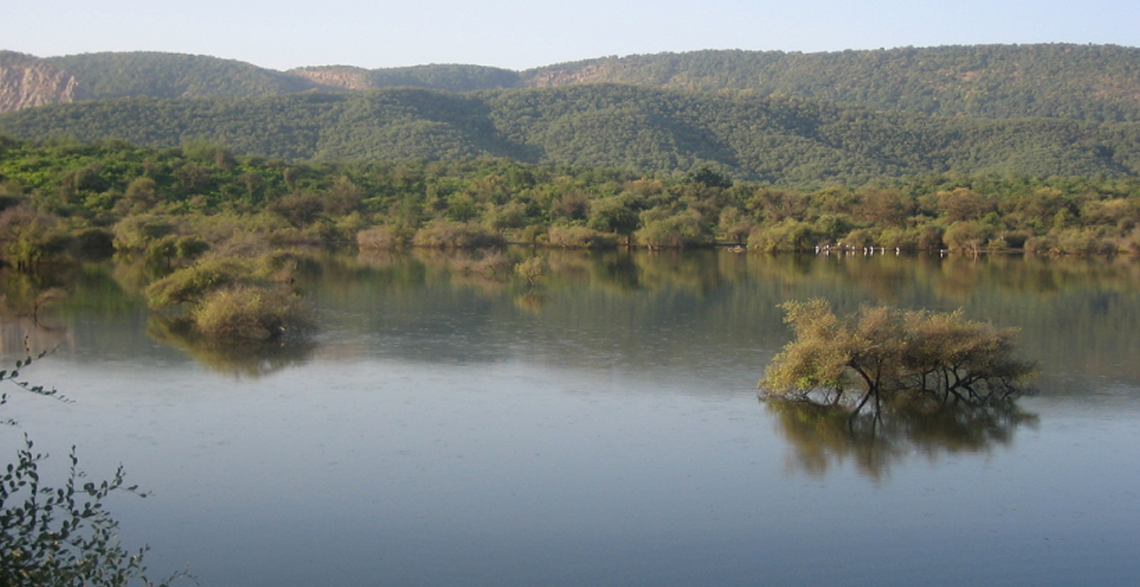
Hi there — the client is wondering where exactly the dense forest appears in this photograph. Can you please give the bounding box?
[6,45,1140,121]
[2,85,1139,184]
[46,51,319,99]
[524,45,1140,122]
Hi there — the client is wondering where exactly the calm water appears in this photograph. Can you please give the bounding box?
[2,250,1140,586]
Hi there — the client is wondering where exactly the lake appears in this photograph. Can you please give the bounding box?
[3,249,1139,587]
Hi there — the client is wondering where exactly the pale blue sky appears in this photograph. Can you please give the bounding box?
[4,0,1138,71]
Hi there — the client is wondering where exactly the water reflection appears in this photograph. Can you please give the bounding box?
[5,250,1140,387]
[765,398,1039,479]
[146,317,315,378]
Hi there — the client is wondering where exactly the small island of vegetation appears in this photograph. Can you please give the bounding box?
[760,299,1037,418]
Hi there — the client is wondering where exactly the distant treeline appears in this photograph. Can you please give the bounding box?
[2,85,1140,185]
[1,137,1138,271]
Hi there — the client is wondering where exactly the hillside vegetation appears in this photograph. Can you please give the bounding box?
[525,45,1140,122]
[46,51,319,99]
[7,44,1140,121]
[1,136,1138,266]
[2,84,1138,184]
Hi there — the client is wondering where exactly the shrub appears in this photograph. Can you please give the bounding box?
[450,250,513,277]
[356,226,409,251]
[112,214,178,251]
[412,221,505,249]
[269,192,324,227]
[842,228,877,248]
[514,256,548,287]
[546,225,615,249]
[636,211,711,249]
[747,220,819,252]
[191,284,311,341]
[943,221,993,252]
[3,221,76,271]
[144,257,256,308]
[877,227,919,251]
[0,206,77,270]
[144,254,312,342]
[1,437,185,587]
[1,351,185,587]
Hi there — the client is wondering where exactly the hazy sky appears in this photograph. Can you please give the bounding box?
[4,0,1139,71]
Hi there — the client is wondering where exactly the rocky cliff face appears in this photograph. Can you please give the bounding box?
[287,66,372,91]
[523,61,622,87]
[0,53,86,112]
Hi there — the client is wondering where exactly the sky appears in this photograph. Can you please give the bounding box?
[4,0,1140,71]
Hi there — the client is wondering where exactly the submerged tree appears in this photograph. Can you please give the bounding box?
[759,299,1037,417]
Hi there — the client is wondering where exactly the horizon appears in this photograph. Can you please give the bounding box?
[5,41,1140,74]
[3,1,1139,72]
[6,41,1140,75]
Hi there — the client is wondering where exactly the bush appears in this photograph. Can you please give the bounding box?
[0,206,76,270]
[1,437,185,587]
[269,192,324,227]
[112,215,178,251]
[449,249,513,277]
[412,221,505,249]
[356,226,409,251]
[145,257,255,308]
[144,254,312,342]
[943,221,992,252]
[191,284,311,341]
[546,225,615,249]
[514,256,548,287]
[1,351,185,587]
[877,227,919,251]
[636,211,710,249]
[3,221,76,271]
[747,220,819,252]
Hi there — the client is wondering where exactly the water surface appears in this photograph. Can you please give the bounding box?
[2,250,1139,586]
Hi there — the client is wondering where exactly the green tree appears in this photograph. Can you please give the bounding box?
[760,300,1036,416]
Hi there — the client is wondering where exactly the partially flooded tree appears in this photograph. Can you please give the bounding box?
[759,300,1037,417]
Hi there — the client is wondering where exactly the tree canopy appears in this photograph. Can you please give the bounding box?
[3,84,1140,185]
[760,299,1037,416]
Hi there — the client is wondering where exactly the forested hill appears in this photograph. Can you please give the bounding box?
[2,84,1138,185]
[523,45,1140,122]
[45,52,320,99]
[5,44,1140,121]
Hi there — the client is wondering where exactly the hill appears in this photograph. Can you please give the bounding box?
[6,44,1140,122]
[45,51,319,99]
[521,45,1140,122]
[2,84,1138,185]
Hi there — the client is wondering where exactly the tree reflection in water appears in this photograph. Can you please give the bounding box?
[765,398,1038,480]
[146,316,315,378]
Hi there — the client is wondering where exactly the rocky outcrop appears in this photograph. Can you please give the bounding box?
[0,52,86,112]
[523,61,623,87]
[287,66,372,91]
